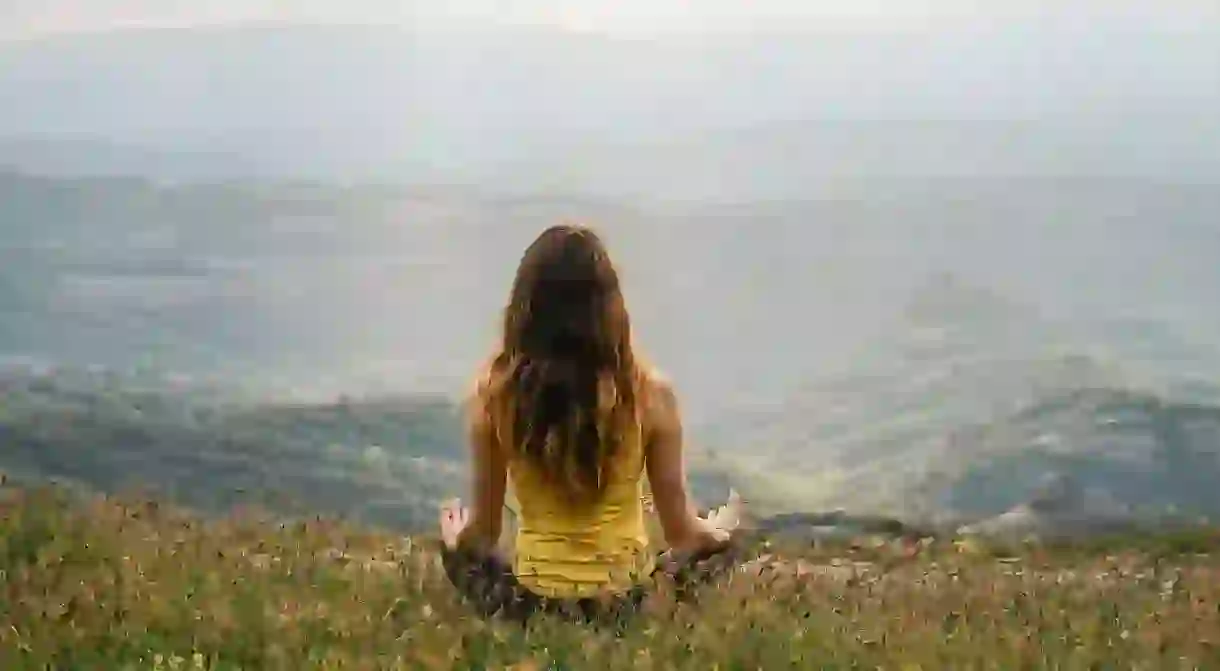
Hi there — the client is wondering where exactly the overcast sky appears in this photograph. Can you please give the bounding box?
[4,0,1218,38]
[1,0,1216,165]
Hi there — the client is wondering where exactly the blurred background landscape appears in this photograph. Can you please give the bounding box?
[3,2,1220,539]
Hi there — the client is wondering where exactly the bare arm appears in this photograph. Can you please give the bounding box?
[455,408,507,551]
[644,377,729,553]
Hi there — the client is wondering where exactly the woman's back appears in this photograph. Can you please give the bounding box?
[509,375,654,598]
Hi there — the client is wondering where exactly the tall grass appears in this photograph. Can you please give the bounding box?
[3,484,1220,669]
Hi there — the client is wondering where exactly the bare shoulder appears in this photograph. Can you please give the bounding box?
[466,356,498,397]
[464,356,503,413]
[638,366,681,435]
[462,360,498,439]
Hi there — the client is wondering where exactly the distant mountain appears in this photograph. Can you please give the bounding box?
[958,473,1142,541]
[0,366,468,530]
[0,364,740,533]
[709,274,1220,533]
[0,171,665,391]
[5,171,1220,539]
[478,118,1220,202]
[5,169,1219,420]
[5,119,1218,202]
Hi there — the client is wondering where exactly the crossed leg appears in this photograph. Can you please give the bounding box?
[440,532,753,624]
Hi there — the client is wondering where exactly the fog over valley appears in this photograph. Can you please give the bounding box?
[2,7,1219,536]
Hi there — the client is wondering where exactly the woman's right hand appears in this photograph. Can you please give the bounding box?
[439,498,470,550]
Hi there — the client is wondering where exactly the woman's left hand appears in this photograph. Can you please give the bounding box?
[704,489,743,532]
[439,498,470,550]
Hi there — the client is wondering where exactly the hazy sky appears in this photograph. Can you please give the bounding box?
[4,0,1218,38]
[1,0,1216,175]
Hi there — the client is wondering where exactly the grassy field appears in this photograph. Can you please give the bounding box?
[3,484,1220,669]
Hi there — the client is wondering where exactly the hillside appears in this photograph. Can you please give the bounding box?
[0,366,468,531]
[3,483,1220,668]
[708,275,1220,534]
[5,171,1220,540]
[0,364,741,535]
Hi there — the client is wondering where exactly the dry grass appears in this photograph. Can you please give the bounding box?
[3,484,1220,670]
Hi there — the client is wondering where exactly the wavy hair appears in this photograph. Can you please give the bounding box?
[475,224,641,503]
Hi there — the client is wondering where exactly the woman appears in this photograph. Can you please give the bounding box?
[438,224,742,623]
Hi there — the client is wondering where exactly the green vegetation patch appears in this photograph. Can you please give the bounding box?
[4,484,1220,669]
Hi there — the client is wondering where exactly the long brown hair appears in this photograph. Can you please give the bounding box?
[475,224,641,503]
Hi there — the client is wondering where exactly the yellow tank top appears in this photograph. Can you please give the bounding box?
[509,423,654,599]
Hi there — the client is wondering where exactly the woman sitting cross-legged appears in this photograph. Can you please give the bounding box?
[438,223,745,625]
